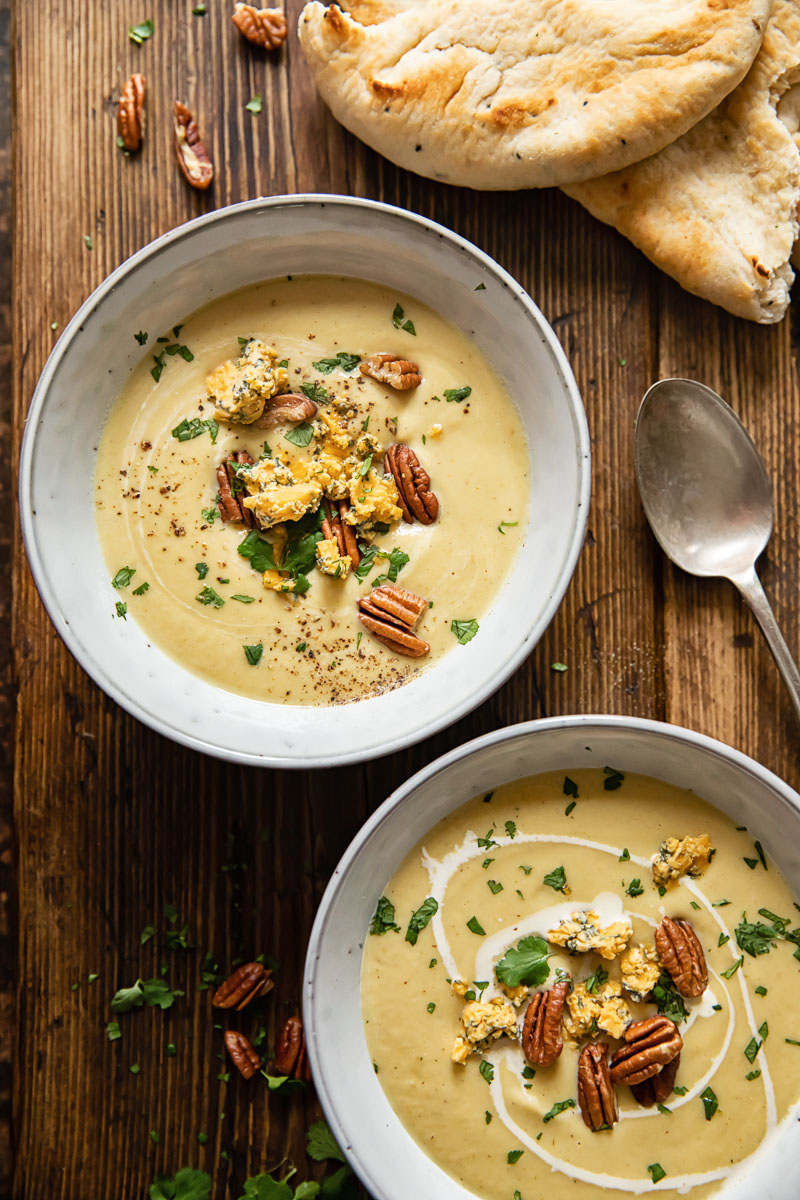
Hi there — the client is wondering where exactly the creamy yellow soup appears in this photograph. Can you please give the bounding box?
[361,770,800,1198]
[94,277,528,704]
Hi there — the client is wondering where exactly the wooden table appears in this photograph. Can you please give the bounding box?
[9,2,800,1195]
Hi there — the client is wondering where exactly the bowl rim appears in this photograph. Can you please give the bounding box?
[303,713,800,1195]
[18,194,591,767]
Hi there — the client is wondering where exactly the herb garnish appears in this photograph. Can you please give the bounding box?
[487,880,503,894]
[744,1036,761,1063]
[495,936,551,989]
[244,644,263,666]
[700,1086,718,1120]
[563,776,578,798]
[128,18,154,44]
[652,973,688,1023]
[245,94,263,114]
[391,302,416,335]
[498,521,518,534]
[721,957,743,979]
[134,330,148,345]
[603,766,625,790]
[467,916,486,936]
[369,896,400,935]
[507,1150,523,1165]
[172,417,218,443]
[451,618,479,644]
[196,587,224,608]
[584,964,609,994]
[626,879,644,898]
[479,1059,494,1083]
[284,422,315,448]
[565,801,577,816]
[444,386,471,403]
[647,1164,666,1184]
[619,848,630,862]
[112,566,136,589]
[114,601,127,620]
[543,1098,576,1123]
[543,865,568,893]
[405,897,438,945]
[312,352,360,373]
[195,562,209,579]
[110,977,183,1013]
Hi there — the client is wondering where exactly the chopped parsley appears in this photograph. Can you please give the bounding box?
[603,766,625,790]
[426,1002,435,1014]
[134,330,148,345]
[451,618,479,644]
[495,936,551,988]
[584,964,609,994]
[196,587,224,608]
[201,505,218,524]
[106,1021,121,1041]
[563,776,579,798]
[405,897,438,945]
[300,381,328,403]
[172,417,218,443]
[625,878,644,898]
[232,594,255,604]
[478,830,498,850]
[112,566,136,589]
[744,1037,761,1063]
[391,302,416,335]
[543,865,568,893]
[195,562,209,579]
[84,234,93,250]
[132,582,149,596]
[245,94,263,114]
[369,896,400,935]
[565,801,576,816]
[542,1098,576,1123]
[244,644,263,666]
[479,1059,494,1084]
[507,1150,523,1165]
[498,521,518,534]
[284,422,315,448]
[110,977,183,1013]
[746,1069,761,1081]
[312,352,361,373]
[721,957,743,979]
[128,18,154,43]
[551,661,568,672]
[755,985,767,996]
[652,973,688,1023]
[444,386,471,403]
[619,848,630,862]
[487,880,503,894]
[114,601,127,620]
[718,933,730,947]
[647,1164,666,1185]
[699,1086,718,1120]
[485,1111,492,1124]
[505,820,517,839]
[467,916,486,936]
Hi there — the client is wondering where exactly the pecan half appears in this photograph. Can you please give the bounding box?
[212,960,273,1009]
[173,101,214,190]
[521,979,569,1066]
[357,584,430,658]
[216,451,255,526]
[609,1016,683,1087]
[384,443,438,525]
[578,1042,619,1131]
[232,3,288,49]
[631,1053,681,1107]
[117,74,146,151]
[655,916,708,998]
[224,1030,260,1079]
[253,393,318,429]
[321,499,361,567]
[360,353,421,391]
[274,1015,312,1081]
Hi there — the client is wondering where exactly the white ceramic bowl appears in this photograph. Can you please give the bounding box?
[19,196,589,767]
[304,716,800,1198]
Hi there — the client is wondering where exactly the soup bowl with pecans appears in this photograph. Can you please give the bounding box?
[19,196,588,766]
[304,716,800,1198]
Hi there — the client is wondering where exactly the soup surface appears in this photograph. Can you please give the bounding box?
[94,276,528,704]
[361,769,800,1198]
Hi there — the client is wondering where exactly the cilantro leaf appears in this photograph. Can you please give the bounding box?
[479,1059,494,1083]
[306,1119,346,1163]
[451,618,479,645]
[736,921,779,957]
[543,865,568,893]
[239,1176,293,1200]
[284,422,315,448]
[245,94,263,114]
[172,417,218,443]
[244,643,263,666]
[563,776,578,798]
[467,915,486,936]
[405,897,438,945]
[110,981,146,1013]
[300,381,328,404]
[128,18,155,45]
[543,1098,576,1123]
[647,1164,666,1185]
[196,586,224,608]
[312,353,360,374]
[652,973,688,1023]
[700,1086,718,1120]
[444,386,471,403]
[238,530,278,574]
[112,566,136,589]
[369,896,400,935]
[495,936,551,989]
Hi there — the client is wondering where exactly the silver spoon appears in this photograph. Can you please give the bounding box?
[635,377,800,722]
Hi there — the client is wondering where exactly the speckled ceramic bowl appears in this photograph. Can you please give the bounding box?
[19,197,589,767]
[304,716,800,1197]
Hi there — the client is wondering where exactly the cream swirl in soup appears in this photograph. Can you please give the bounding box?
[361,770,800,1198]
[94,277,528,705]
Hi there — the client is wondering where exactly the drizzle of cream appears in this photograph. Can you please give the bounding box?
[421,829,778,1191]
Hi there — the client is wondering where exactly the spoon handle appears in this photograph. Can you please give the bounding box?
[731,566,800,724]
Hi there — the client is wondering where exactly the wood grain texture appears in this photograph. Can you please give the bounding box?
[9,2,800,1196]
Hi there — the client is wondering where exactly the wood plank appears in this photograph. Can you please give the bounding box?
[11,1,799,1196]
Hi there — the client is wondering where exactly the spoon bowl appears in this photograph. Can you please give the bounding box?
[635,378,773,578]
[635,377,800,722]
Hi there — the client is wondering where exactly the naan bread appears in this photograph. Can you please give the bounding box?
[298,0,771,190]
[566,0,800,323]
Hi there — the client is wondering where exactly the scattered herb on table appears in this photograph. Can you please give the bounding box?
[128,18,154,44]
[245,94,263,114]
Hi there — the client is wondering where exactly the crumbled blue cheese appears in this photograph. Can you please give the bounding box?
[315,537,351,578]
[563,980,632,1043]
[620,943,661,1002]
[451,996,518,1065]
[547,910,631,960]
[207,339,289,425]
[651,834,713,890]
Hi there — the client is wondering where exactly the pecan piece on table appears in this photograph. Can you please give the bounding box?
[173,101,214,190]
[631,1053,681,1107]
[384,443,438,525]
[232,2,288,49]
[578,1041,619,1131]
[655,916,708,998]
[274,1014,312,1082]
[321,499,361,567]
[521,979,570,1066]
[224,1030,261,1079]
[117,73,146,151]
[216,451,255,526]
[253,392,318,429]
[360,353,421,391]
[357,584,430,658]
[212,960,274,1009]
[609,1016,683,1087]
